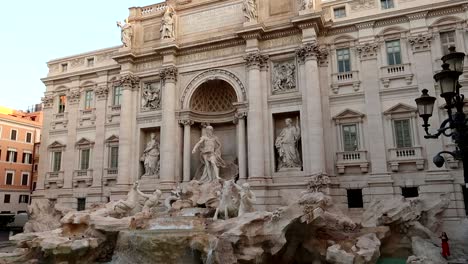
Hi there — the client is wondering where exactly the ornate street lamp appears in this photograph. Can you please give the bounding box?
[415,47,468,187]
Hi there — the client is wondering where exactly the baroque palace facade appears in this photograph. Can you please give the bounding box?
[37,0,468,220]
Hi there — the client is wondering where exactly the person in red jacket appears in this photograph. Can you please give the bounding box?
[440,232,450,259]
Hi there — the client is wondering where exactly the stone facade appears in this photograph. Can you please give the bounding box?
[36,0,468,224]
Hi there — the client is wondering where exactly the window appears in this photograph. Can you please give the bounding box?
[337,48,351,73]
[19,195,29,204]
[84,90,93,109]
[21,173,29,186]
[342,124,358,152]
[394,119,412,148]
[7,150,17,162]
[440,31,456,56]
[10,129,17,141]
[386,40,402,65]
[80,149,90,170]
[52,151,62,172]
[113,86,123,106]
[77,198,86,211]
[26,132,32,143]
[381,0,394,9]
[22,152,32,164]
[401,187,419,198]
[87,57,95,67]
[109,146,119,168]
[334,6,346,18]
[4,194,10,203]
[58,95,66,113]
[5,172,13,185]
[347,189,364,208]
[61,63,68,72]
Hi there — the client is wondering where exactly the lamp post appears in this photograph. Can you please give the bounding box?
[415,47,467,187]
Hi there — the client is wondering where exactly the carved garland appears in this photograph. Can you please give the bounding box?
[408,34,433,52]
[42,95,54,109]
[180,69,247,108]
[67,90,81,104]
[356,43,380,60]
[95,86,109,100]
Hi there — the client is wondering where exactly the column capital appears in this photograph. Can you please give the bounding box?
[118,73,140,90]
[356,42,380,61]
[408,34,433,52]
[95,85,109,100]
[160,66,178,83]
[244,53,269,69]
[67,89,81,105]
[233,112,248,124]
[41,94,54,109]
[296,42,328,64]
[179,119,194,126]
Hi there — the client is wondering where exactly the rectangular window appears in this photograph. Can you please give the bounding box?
[87,58,94,67]
[22,153,32,164]
[401,187,419,198]
[109,146,119,168]
[336,48,351,73]
[26,132,32,143]
[381,0,394,9]
[440,31,456,56]
[61,63,68,72]
[80,149,90,170]
[113,86,123,106]
[19,195,29,204]
[4,194,10,203]
[5,172,13,185]
[394,119,412,148]
[7,150,17,162]
[21,173,29,186]
[10,130,17,141]
[77,198,86,211]
[386,40,402,65]
[52,151,62,172]
[334,7,346,18]
[347,189,364,208]
[84,90,93,109]
[342,124,358,152]
[58,95,66,113]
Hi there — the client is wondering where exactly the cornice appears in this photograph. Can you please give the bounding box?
[41,65,120,83]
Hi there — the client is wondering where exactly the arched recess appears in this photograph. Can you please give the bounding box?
[377,26,408,38]
[430,16,464,27]
[180,69,246,109]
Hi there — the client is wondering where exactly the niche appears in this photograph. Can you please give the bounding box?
[273,111,303,172]
[139,127,161,179]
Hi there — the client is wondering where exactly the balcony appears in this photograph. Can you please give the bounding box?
[330,71,360,94]
[73,169,93,187]
[103,168,118,186]
[380,63,414,88]
[388,147,424,172]
[45,171,64,188]
[336,150,369,174]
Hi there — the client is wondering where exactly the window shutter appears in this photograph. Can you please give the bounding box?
[13,152,17,163]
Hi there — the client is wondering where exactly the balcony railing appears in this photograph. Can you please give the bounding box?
[380,63,413,88]
[103,168,118,186]
[388,146,424,171]
[45,171,64,188]
[54,112,68,120]
[80,108,95,116]
[73,169,93,187]
[336,150,369,174]
[332,71,359,83]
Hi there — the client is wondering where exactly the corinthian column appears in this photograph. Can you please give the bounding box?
[244,53,268,180]
[117,74,139,186]
[296,43,326,174]
[235,112,248,181]
[159,67,178,185]
[180,120,194,182]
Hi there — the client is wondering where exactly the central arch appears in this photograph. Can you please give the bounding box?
[189,79,237,113]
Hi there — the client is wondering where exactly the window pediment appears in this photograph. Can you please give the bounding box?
[333,109,365,124]
[384,103,417,117]
[105,135,119,143]
[48,141,66,150]
[75,138,95,148]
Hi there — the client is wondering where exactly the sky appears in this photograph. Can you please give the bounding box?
[1,0,161,111]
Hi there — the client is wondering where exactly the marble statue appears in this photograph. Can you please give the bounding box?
[113,181,142,217]
[140,132,160,178]
[160,6,176,39]
[272,62,296,93]
[242,0,258,22]
[116,19,133,47]
[142,83,161,110]
[237,183,256,216]
[298,0,314,10]
[192,126,226,182]
[138,189,162,215]
[275,118,302,170]
[213,180,240,220]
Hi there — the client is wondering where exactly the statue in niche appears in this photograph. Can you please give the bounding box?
[272,62,296,93]
[242,0,258,22]
[140,132,160,178]
[192,126,226,182]
[116,19,133,47]
[160,6,176,39]
[275,117,302,170]
[141,82,161,110]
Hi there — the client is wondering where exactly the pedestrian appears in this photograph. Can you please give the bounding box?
[440,232,450,259]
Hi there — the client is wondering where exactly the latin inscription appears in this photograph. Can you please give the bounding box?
[178,4,243,35]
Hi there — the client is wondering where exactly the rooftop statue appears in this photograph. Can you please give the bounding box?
[116,19,133,47]
[161,6,176,39]
[242,0,258,22]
